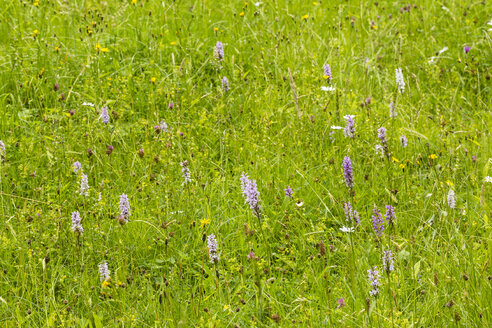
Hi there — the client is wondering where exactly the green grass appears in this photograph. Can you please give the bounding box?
[0,0,491,326]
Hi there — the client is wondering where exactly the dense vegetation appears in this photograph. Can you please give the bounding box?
[0,0,491,326]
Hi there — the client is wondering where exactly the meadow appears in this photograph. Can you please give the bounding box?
[0,0,491,327]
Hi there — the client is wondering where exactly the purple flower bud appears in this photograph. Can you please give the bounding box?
[284,185,293,198]
[207,234,220,263]
[101,107,110,124]
[323,64,332,82]
[382,250,394,274]
[222,76,229,92]
[342,156,353,189]
[214,41,224,61]
[240,173,261,218]
[119,193,131,224]
[368,266,381,297]
[71,211,84,233]
[336,298,345,309]
[73,161,82,174]
[106,145,114,155]
[169,102,174,109]
[385,205,396,225]
[343,115,355,138]
[54,83,59,91]
[464,46,470,54]
[372,206,384,236]
[99,262,110,281]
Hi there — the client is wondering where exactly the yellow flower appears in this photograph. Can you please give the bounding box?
[55,46,60,52]
[302,14,309,20]
[399,164,405,169]
[313,2,318,5]
[200,218,211,227]
[170,41,177,46]
[239,11,245,17]
[429,154,438,160]
[323,75,330,80]
[33,29,39,37]
[34,1,39,6]
[131,0,137,4]
[214,27,219,32]
[101,47,109,53]
[445,180,454,187]
[392,156,400,163]
[244,2,248,6]
[95,43,101,52]
[102,280,111,288]
[151,77,156,83]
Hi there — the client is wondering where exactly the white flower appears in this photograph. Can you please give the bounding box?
[375,145,385,158]
[484,176,492,183]
[330,126,344,130]
[447,189,456,209]
[438,47,448,55]
[441,6,449,12]
[321,86,336,92]
[82,102,95,107]
[395,68,405,93]
[340,226,354,233]
[296,201,303,207]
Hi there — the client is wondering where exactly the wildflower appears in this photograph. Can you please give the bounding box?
[101,107,110,124]
[207,234,220,263]
[340,226,354,233]
[323,64,332,82]
[447,189,456,209]
[0,140,5,157]
[101,146,111,156]
[214,41,224,61]
[464,46,470,54]
[54,83,59,91]
[158,121,169,133]
[138,148,144,158]
[343,115,355,138]
[395,68,405,93]
[169,102,174,109]
[343,202,360,225]
[119,193,131,224]
[372,206,384,236]
[73,161,82,174]
[321,86,335,92]
[79,174,89,196]
[368,266,381,297]
[180,160,191,185]
[82,102,95,107]
[382,250,394,274]
[222,76,229,92]
[284,185,293,198]
[377,127,390,158]
[200,218,211,227]
[389,102,397,118]
[99,262,110,281]
[240,173,260,218]
[342,156,353,189]
[71,211,84,233]
[400,135,408,148]
[336,298,345,309]
[385,205,396,225]
[247,251,256,260]
[485,176,492,183]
